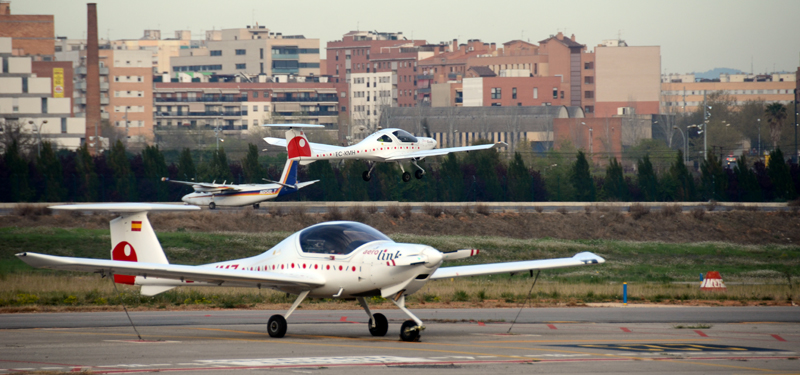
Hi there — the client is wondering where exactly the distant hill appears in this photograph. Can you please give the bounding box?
[694,68,743,80]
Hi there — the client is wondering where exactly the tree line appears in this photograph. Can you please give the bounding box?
[1,138,798,203]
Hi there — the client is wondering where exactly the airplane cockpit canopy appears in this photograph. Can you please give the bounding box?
[299,222,393,255]
[392,130,418,143]
[377,134,393,142]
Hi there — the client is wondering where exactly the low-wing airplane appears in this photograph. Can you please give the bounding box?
[263,124,506,182]
[16,203,605,341]
[162,158,318,209]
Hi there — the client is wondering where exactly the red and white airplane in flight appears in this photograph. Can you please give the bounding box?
[264,125,505,182]
[16,203,605,341]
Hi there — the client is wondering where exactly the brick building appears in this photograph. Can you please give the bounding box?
[0,1,54,59]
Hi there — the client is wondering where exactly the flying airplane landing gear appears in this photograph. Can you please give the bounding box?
[390,294,425,342]
[208,202,216,210]
[357,297,388,336]
[362,162,377,181]
[253,203,260,209]
[412,159,426,180]
[398,162,412,183]
[267,290,309,338]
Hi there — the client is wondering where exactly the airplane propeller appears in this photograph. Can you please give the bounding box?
[390,248,480,267]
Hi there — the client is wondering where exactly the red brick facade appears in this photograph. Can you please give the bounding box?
[0,2,54,57]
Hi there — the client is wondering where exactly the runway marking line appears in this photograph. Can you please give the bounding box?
[621,327,632,333]
[546,324,557,330]
[771,334,786,342]
[694,330,708,337]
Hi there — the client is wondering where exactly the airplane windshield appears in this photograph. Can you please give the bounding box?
[392,130,418,143]
[377,134,393,143]
[299,222,393,255]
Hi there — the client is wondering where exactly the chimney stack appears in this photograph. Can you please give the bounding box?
[85,3,101,154]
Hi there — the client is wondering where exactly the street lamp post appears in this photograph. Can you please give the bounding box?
[673,126,687,164]
[757,118,761,158]
[214,117,224,151]
[27,120,48,156]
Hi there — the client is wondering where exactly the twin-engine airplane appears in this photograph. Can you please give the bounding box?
[16,203,605,341]
[162,158,317,209]
[263,124,505,182]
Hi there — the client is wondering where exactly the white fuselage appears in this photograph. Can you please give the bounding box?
[310,129,437,162]
[181,184,282,207]
[136,231,441,299]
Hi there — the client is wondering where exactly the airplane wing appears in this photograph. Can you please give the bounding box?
[385,142,506,161]
[263,137,344,154]
[16,252,325,288]
[162,178,238,193]
[430,251,604,280]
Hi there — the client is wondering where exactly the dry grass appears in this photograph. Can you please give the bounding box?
[534,206,544,213]
[422,204,443,218]
[12,204,52,217]
[2,273,795,310]
[324,205,343,221]
[628,203,650,220]
[475,204,491,216]
[690,207,706,220]
[385,205,402,218]
[660,205,682,217]
[345,205,367,222]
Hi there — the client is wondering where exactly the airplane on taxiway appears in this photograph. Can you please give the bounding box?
[163,158,317,209]
[16,203,605,342]
[263,124,506,182]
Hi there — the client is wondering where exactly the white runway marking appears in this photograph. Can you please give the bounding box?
[195,356,436,367]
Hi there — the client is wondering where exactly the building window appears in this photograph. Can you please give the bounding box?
[584,91,594,99]
[252,91,258,98]
[263,105,268,112]
[491,88,501,99]
[260,48,264,59]
[584,76,594,84]
[235,49,246,55]
[236,63,246,69]
[253,105,258,112]
[585,106,594,113]
[210,50,222,56]
[552,88,558,99]
[512,88,517,99]
[533,87,538,99]
[584,62,594,70]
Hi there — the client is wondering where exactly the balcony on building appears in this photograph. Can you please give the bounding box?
[155,95,249,103]
[417,74,433,80]
[271,93,338,102]
[77,81,109,91]
[75,66,109,75]
[156,110,247,117]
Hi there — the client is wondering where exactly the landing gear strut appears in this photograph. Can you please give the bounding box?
[267,290,309,338]
[390,294,424,342]
[412,159,425,180]
[358,297,388,336]
[362,162,377,182]
[398,162,411,183]
[208,202,216,210]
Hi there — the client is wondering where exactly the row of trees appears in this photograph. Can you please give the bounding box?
[2,136,798,203]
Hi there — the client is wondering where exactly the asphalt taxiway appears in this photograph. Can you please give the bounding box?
[0,307,797,374]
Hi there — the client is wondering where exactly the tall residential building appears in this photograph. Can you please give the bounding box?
[57,48,154,143]
[170,26,320,77]
[110,29,196,74]
[593,39,661,117]
[0,37,85,151]
[0,1,54,59]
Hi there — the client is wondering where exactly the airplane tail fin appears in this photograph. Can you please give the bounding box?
[286,128,313,160]
[49,204,199,287]
[277,158,299,188]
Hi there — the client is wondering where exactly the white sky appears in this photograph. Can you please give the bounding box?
[15,0,800,75]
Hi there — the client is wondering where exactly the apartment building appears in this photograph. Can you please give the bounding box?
[0,1,54,59]
[110,29,196,74]
[153,81,347,137]
[461,75,566,108]
[0,37,85,151]
[348,71,392,139]
[57,48,154,143]
[170,26,320,77]
[593,41,661,117]
[661,72,797,113]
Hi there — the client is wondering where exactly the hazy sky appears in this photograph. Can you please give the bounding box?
[15,0,800,74]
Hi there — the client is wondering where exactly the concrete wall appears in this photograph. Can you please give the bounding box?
[594,46,661,117]
[462,77,483,106]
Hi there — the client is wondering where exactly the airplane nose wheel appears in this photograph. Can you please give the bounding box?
[362,171,372,181]
[368,313,388,336]
[402,172,411,182]
[414,169,424,179]
[400,320,421,342]
[267,315,287,338]
[208,202,216,210]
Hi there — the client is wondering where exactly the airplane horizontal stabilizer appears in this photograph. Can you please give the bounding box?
[140,285,176,296]
[49,203,200,213]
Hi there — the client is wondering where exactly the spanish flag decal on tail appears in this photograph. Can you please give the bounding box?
[131,221,142,232]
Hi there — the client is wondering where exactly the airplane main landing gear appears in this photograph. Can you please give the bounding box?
[412,159,426,180]
[362,162,377,181]
[402,172,411,182]
[208,202,216,210]
[266,290,309,338]
[267,315,287,338]
[253,203,260,209]
[358,297,388,336]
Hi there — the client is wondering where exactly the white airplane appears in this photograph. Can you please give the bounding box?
[263,124,506,182]
[16,203,605,341]
[163,158,318,209]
